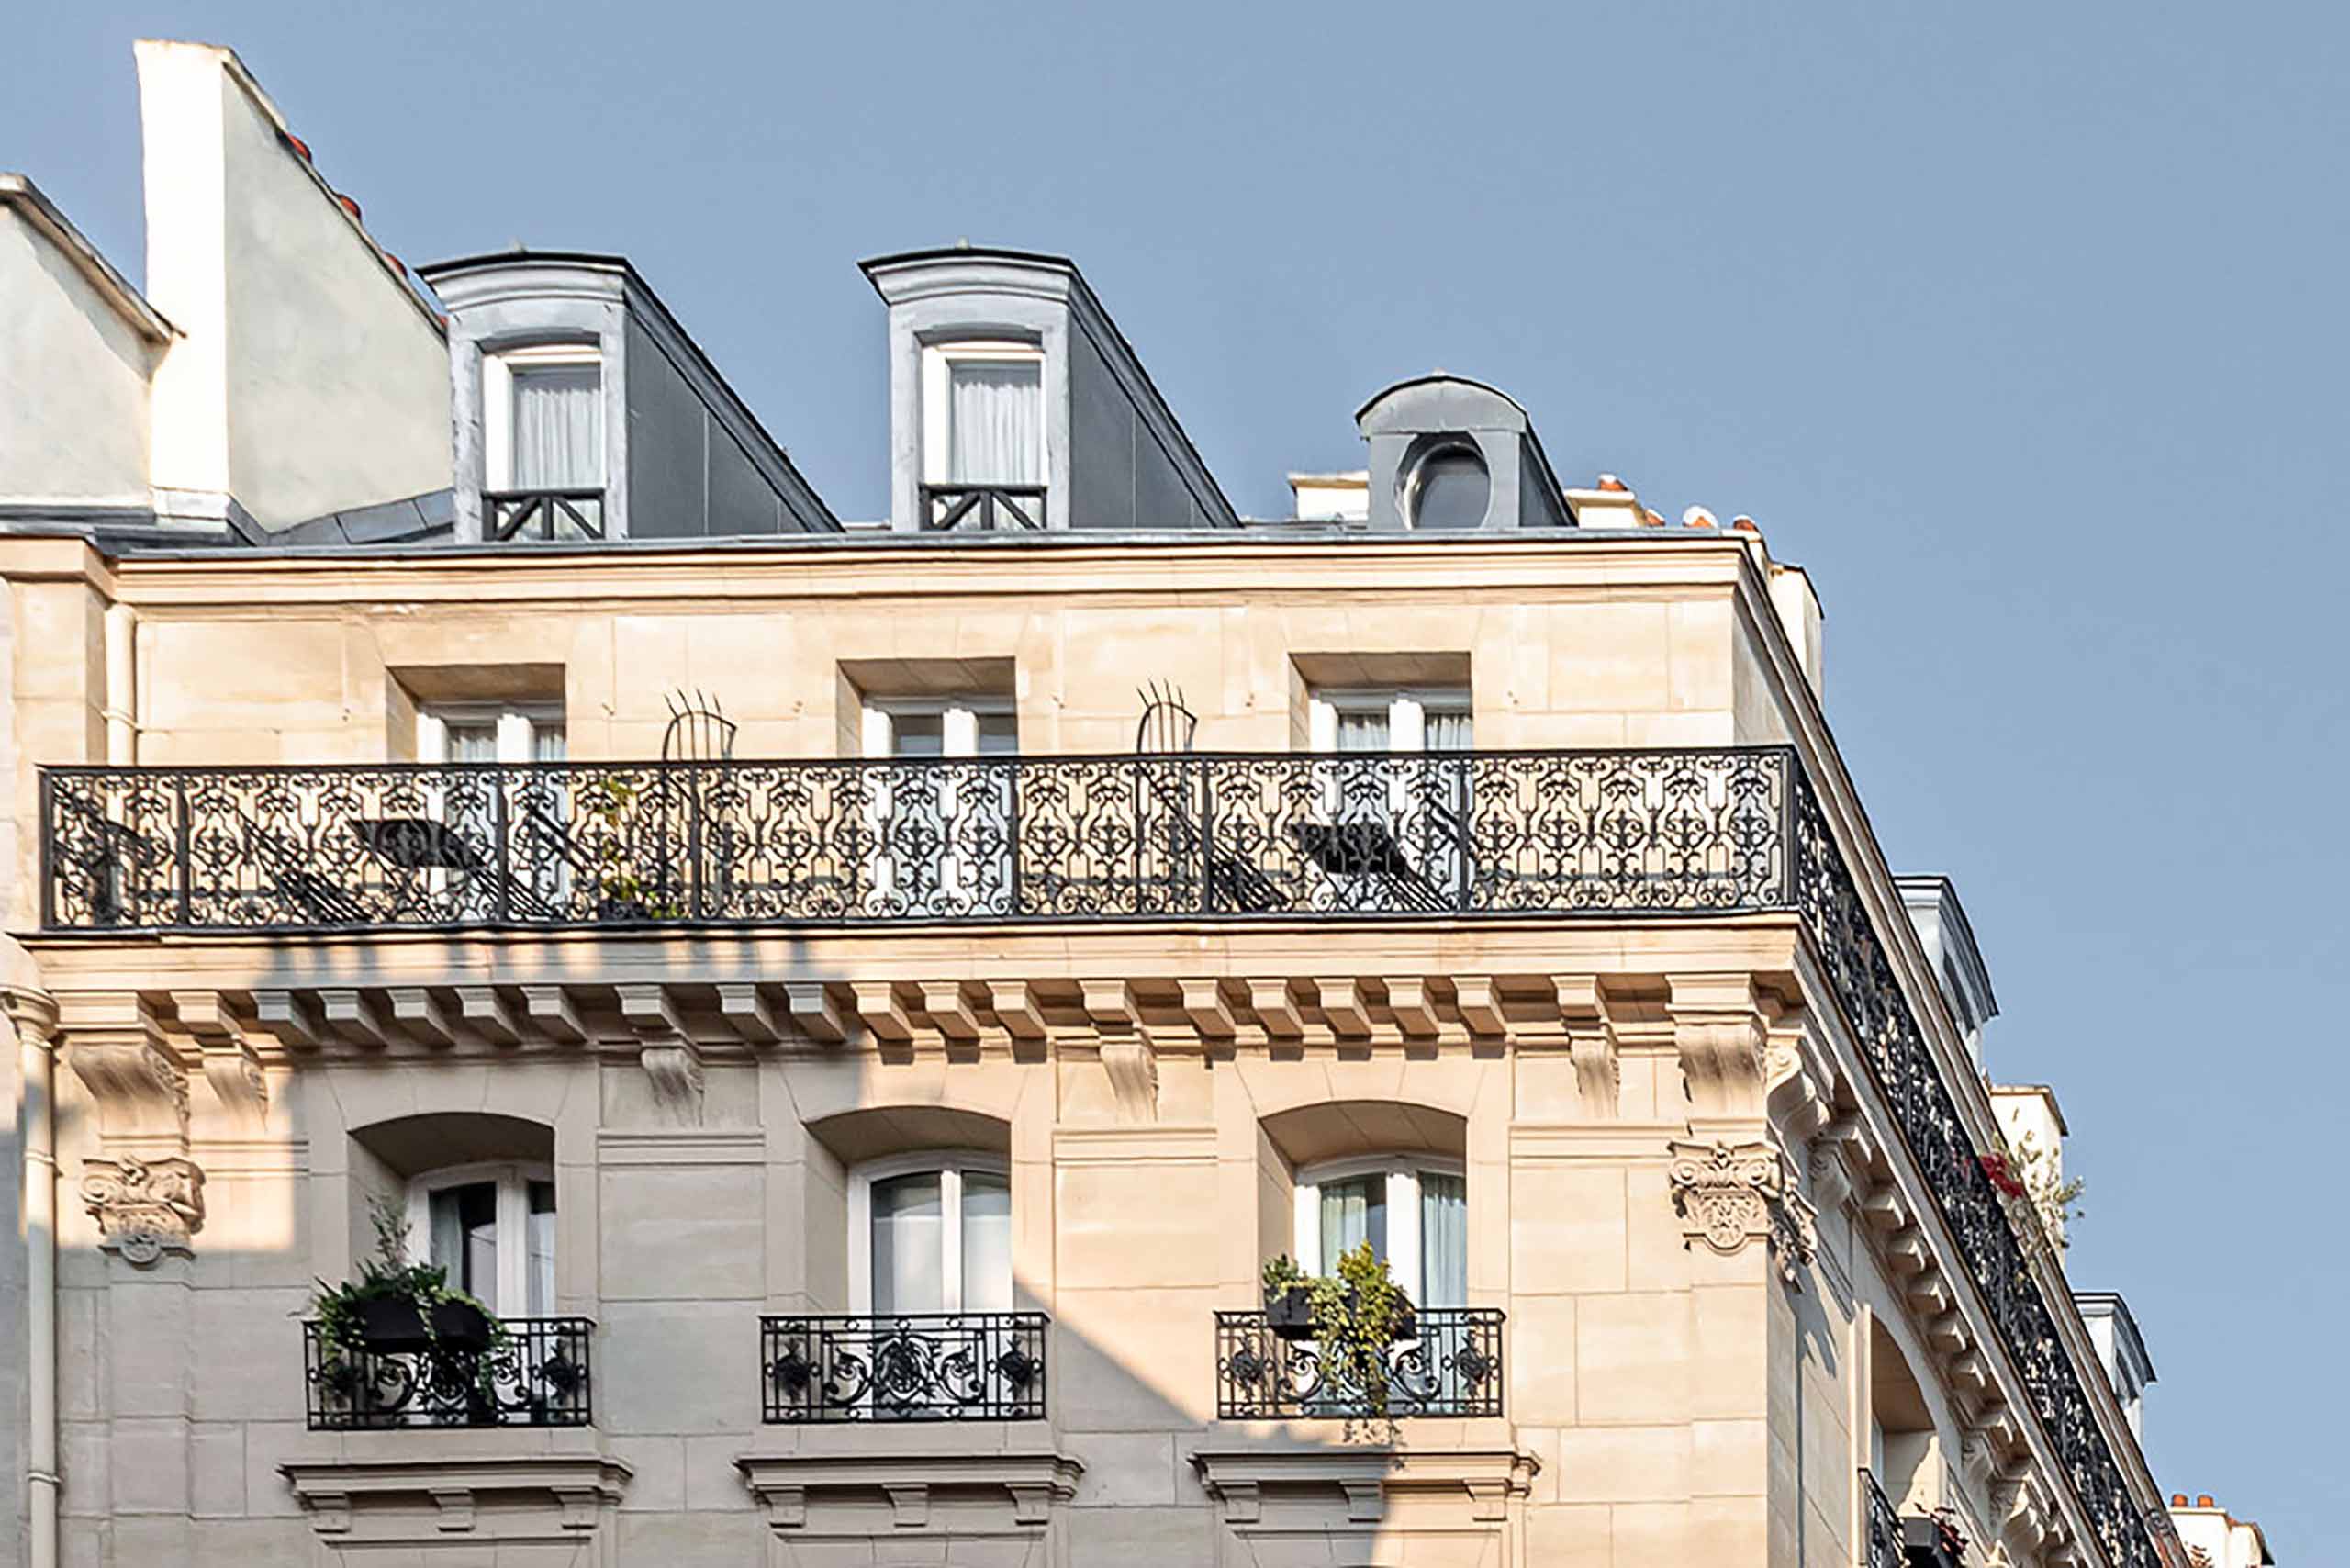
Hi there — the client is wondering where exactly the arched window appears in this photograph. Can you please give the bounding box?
[849,1152,1012,1315]
[1292,1156,1467,1307]
[406,1162,555,1317]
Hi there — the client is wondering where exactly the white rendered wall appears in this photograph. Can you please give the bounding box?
[0,209,158,506]
[140,41,450,529]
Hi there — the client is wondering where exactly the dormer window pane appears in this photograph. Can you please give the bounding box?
[511,364,602,489]
[947,360,1043,486]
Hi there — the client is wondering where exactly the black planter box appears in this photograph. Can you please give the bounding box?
[430,1300,494,1352]
[1898,1516,1964,1568]
[1266,1284,1317,1339]
[355,1296,430,1353]
[1262,1283,1418,1344]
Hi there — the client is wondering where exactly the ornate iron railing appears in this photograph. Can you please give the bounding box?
[39,747,1793,932]
[1861,1468,1906,1568]
[302,1316,592,1429]
[1797,774,2156,1568]
[922,482,1047,531]
[760,1313,1046,1422]
[486,487,605,541]
[1214,1307,1504,1419]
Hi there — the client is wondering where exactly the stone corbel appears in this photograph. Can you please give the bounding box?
[80,1154,205,1267]
[1667,975,1767,1121]
[172,993,268,1127]
[1665,1138,1817,1285]
[1762,1003,1833,1144]
[62,996,187,1143]
[1082,981,1158,1124]
[621,985,704,1126]
[1558,977,1619,1119]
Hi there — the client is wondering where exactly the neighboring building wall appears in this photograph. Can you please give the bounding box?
[138,41,448,530]
[0,197,162,510]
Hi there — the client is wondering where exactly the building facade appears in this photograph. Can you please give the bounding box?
[2,39,2215,1568]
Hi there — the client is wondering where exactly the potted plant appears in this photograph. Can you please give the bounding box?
[311,1196,500,1361]
[1259,1243,1417,1412]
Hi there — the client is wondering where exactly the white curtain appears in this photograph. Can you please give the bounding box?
[1335,708,1391,752]
[511,366,603,488]
[1419,1172,1467,1306]
[871,1173,944,1314]
[960,1171,1013,1313]
[526,1181,557,1316]
[948,362,1043,484]
[1425,711,1472,751]
[1318,1177,1385,1274]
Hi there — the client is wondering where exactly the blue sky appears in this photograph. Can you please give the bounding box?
[12,0,2336,1548]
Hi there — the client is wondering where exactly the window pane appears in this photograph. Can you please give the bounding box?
[974,712,1019,756]
[429,1182,500,1304]
[444,722,498,764]
[1318,1176,1386,1274]
[961,1170,1012,1313]
[871,1173,945,1314]
[532,724,566,763]
[947,360,1043,485]
[1334,709,1390,752]
[1424,709,1472,752]
[1409,447,1489,530]
[527,1181,557,1316]
[1419,1172,1467,1307]
[511,364,602,489]
[890,713,946,758]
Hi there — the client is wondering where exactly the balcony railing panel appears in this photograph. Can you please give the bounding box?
[302,1317,593,1429]
[1861,1469,1906,1568]
[761,1313,1046,1422]
[1214,1307,1504,1420]
[921,482,1047,532]
[39,747,1794,933]
[486,488,605,541]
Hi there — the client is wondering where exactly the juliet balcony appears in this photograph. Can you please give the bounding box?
[302,1316,595,1430]
[1214,1306,1505,1420]
[760,1313,1048,1422]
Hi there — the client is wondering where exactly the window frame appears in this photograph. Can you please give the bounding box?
[846,1149,1013,1316]
[1402,438,1493,531]
[919,340,1047,489]
[416,701,566,766]
[1292,1153,1467,1310]
[483,342,605,493]
[403,1159,556,1317]
[1306,686,1472,755]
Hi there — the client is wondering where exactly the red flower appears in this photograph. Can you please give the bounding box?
[1977,1153,2027,1199]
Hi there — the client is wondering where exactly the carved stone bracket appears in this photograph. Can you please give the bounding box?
[1082,981,1158,1123]
[1666,1139,1817,1285]
[81,1154,206,1266]
[62,998,188,1142]
[1667,975,1766,1119]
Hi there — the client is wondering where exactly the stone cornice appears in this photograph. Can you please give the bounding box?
[736,1450,1081,1530]
[282,1454,632,1537]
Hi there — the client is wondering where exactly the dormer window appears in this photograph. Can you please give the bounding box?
[484,344,604,540]
[1404,442,1490,531]
[921,342,1045,530]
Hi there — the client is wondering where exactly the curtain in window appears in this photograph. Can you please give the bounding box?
[526,1181,557,1316]
[1419,1172,1468,1306]
[1424,711,1472,751]
[1334,709,1391,751]
[961,1170,1013,1313]
[947,362,1043,485]
[1318,1177,1386,1273]
[511,366,603,489]
[430,1182,499,1303]
[871,1173,945,1315]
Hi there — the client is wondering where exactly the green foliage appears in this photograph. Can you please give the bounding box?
[584,774,682,918]
[308,1194,504,1368]
[1259,1242,1409,1415]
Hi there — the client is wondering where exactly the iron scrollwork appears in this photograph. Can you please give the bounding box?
[1214,1307,1505,1420]
[760,1313,1048,1422]
[302,1316,593,1430]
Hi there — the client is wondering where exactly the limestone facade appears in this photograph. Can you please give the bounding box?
[0,529,2182,1568]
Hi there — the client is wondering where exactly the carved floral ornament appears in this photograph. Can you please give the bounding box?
[1665,1138,1817,1285]
[81,1155,206,1267]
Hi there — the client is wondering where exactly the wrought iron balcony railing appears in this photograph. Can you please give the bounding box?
[40,743,2162,1567]
[760,1312,1047,1422]
[921,482,1047,531]
[1214,1307,1505,1420]
[486,487,605,541]
[1861,1468,1906,1568]
[302,1316,593,1429]
[39,747,1790,932]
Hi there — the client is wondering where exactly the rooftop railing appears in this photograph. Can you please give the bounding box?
[486,487,605,542]
[39,744,2158,1566]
